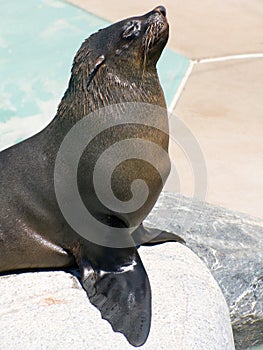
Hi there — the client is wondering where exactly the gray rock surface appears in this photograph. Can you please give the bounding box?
[145,192,263,349]
[0,244,234,349]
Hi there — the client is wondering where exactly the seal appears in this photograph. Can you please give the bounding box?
[0,6,184,347]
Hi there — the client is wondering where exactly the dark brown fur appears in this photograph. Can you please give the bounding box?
[0,7,184,347]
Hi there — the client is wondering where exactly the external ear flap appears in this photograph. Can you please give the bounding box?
[87,55,105,89]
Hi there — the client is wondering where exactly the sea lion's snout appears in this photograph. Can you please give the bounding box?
[141,6,169,61]
[153,5,167,18]
[145,5,168,27]
[146,5,169,37]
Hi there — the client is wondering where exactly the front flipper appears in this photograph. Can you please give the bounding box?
[76,245,151,347]
[132,224,185,246]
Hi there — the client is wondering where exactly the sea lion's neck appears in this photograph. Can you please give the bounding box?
[41,62,166,149]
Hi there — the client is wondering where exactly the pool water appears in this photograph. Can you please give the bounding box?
[0,0,189,150]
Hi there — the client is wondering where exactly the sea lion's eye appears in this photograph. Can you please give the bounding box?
[122,21,141,39]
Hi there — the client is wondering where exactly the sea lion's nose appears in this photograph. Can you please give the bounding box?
[154,6,166,17]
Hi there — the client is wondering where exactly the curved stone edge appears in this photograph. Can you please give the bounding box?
[0,244,234,349]
[145,192,263,349]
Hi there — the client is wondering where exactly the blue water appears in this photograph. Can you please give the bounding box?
[0,0,189,150]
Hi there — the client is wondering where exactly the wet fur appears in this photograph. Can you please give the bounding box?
[0,7,184,347]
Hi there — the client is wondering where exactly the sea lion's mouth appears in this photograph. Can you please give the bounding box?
[144,21,168,50]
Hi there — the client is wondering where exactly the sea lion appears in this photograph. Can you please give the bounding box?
[0,6,184,347]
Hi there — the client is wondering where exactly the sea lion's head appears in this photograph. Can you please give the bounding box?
[82,6,168,72]
[86,6,168,69]
[64,6,169,111]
